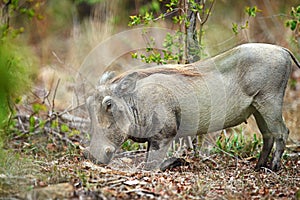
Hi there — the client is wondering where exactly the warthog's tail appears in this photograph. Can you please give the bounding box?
[283,47,300,68]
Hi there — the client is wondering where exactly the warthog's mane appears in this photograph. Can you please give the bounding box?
[110,65,202,83]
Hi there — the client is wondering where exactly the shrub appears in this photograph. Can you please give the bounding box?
[0,38,36,144]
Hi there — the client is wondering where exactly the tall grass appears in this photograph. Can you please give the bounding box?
[0,38,36,127]
[0,38,37,176]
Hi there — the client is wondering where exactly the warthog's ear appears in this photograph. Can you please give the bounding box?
[98,71,116,86]
[114,72,138,96]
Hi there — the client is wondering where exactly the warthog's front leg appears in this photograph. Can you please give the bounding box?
[144,137,173,170]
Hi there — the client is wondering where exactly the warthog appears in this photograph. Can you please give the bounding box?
[85,43,300,171]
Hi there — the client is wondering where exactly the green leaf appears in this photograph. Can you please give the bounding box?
[14,96,22,104]
[297,5,300,13]
[128,15,141,27]
[51,120,59,129]
[245,6,261,17]
[131,52,138,59]
[29,116,35,133]
[291,20,297,31]
[143,12,154,24]
[232,23,239,35]
[286,20,298,31]
[61,124,70,133]
[27,9,35,19]
[68,129,80,137]
[32,103,47,114]
[241,21,249,29]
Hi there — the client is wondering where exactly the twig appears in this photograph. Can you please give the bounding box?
[44,127,77,147]
[106,178,127,187]
[52,51,64,64]
[260,167,280,178]
[153,8,184,22]
[13,115,42,138]
[200,155,220,169]
[14,103,84,131]
[115,149,147,157]
[124,189,159,198]
[17,115,26,132]
[59,102,87,117]
[130,7,184,27]
[51,79,61,114]
[200,0,215,25]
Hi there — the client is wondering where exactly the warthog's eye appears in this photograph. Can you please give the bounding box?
[102,96,112,112]
[105,100,111,112]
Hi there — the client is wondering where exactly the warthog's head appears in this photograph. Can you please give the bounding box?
[85,72,138,164]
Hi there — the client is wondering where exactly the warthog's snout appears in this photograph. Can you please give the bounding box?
[83,146,115,165]
[82,147,99,164]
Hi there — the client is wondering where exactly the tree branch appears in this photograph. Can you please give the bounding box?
[201,0,215,25]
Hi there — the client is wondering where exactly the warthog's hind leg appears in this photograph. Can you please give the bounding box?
[253,103,289,171]
[271,120,289,171]
[253,111,274,170]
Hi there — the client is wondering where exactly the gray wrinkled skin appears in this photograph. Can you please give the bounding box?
[86,43,300,171]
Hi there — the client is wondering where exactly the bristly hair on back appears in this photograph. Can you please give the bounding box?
[110,65,202,83]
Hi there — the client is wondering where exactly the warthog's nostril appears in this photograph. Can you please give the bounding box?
[83,149,104,165]
[105,147,112,156]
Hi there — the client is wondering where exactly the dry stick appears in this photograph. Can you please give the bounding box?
[17,115,26,132]
[15,104,86,146]
[30,89,50,105]
[51,79,61,115]
[42,91,51,104]
[200,155,220,169]
[52,51,64,64]
[124,189,159,197]
[14,115,41,138]
[116,149,147,157]
[15,102,86,138]
[59,103,87,120]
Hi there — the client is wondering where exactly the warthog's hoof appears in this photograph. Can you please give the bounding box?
[255,162,281,172]
[160,157,189,171]
[270,161,281,172]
